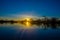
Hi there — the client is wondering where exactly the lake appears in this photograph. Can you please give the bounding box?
[0,24,60,40]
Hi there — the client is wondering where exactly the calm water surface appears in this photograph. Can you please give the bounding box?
[0,24,60,40]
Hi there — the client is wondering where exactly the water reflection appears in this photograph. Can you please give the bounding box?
[0,19,60,40]
[0,17,60,29]
[0,22,60,29]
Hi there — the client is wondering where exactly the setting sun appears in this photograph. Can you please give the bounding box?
[23,18,32,28]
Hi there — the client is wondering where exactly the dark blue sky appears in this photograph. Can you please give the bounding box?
[0,0,60,17]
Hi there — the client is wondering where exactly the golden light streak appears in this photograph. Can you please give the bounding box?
[25,22,31,27]
[15,17,32,29]
[23,18,32,28]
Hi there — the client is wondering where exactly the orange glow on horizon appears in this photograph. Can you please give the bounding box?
[23,18,32,28]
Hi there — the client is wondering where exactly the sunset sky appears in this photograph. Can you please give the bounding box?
[0,0,60,18]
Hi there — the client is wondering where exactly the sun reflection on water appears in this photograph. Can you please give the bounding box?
[0,17,60,29]
[22,18,32,29]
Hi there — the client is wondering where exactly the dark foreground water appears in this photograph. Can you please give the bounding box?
[0,25,60,40]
